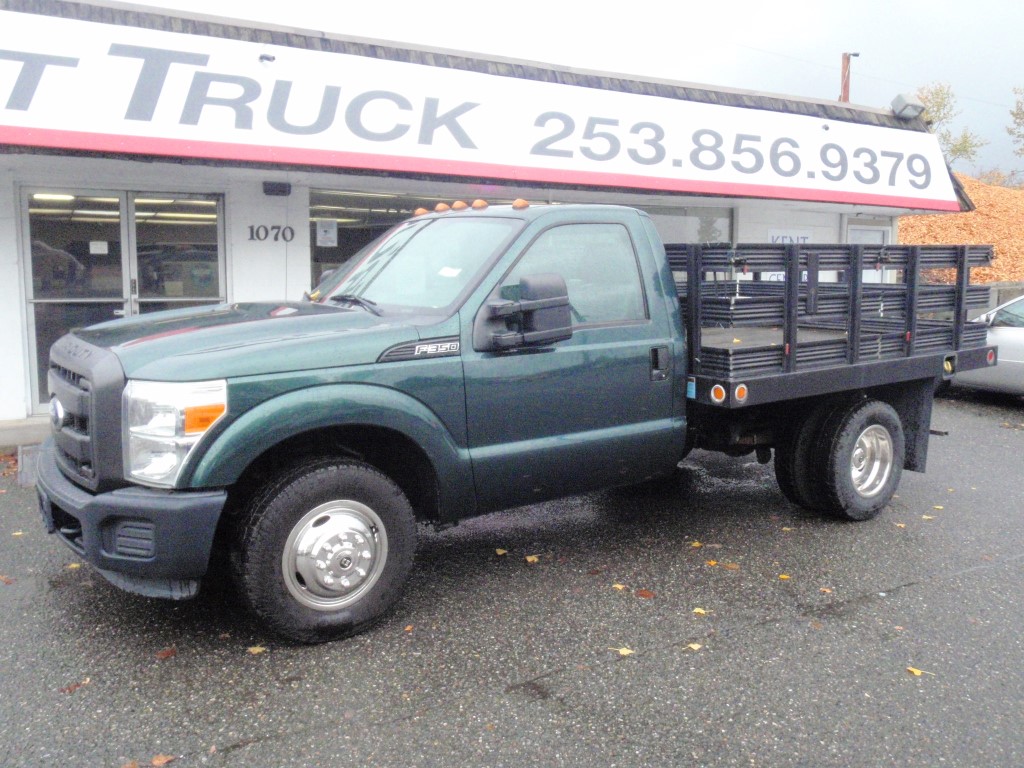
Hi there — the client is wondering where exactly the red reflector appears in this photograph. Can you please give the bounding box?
[987,350,996,364]
[784,343,790,356]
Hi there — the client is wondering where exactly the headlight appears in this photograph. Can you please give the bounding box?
[123,379,227,487]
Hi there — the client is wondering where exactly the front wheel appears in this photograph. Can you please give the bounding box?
[231,459,417,643]
[813,399,905,521]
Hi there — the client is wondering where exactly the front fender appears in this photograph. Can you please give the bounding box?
[184,383,475,518]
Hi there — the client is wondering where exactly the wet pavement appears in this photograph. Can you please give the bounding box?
[1,391,1023,767]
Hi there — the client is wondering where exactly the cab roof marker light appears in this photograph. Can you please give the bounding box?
[434,203,451,212]
[452,200,469,210]
[472,199,489,209]
[512,199,530,209]
[413,207,429,216]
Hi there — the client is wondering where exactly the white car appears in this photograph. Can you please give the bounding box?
[953,293,1024,395]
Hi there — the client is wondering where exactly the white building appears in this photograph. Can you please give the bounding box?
[0,0,968,420]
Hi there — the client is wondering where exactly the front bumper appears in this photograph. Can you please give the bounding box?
[36,437,227,599]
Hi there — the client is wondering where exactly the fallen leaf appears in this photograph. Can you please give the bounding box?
[732,337,742,344]
[778,574,791,580]
[692,607,708,615]
[612,583,627,591]
[155,646,177,661]
[609,646,635,656]
[687,643,703,651]
[59,677,91,694]
[404,625,414,633]
[809,620,824,630]
[151,756,176,767]
[121,761,140,768]
[820,587,833,594]
[906,667,935,677]
[0,575,14,585]
[635,588,655,599]
[12,531,23,537]
[922,515,935,521]
[247,646,267,655]
[781,527,794,532]
[66,562,81,570]
[933,505,944,510]
[705,560,718,567]
[495,548,508,556]
[690,541,703,548]
[895,523,907,528]
[722,563,740,571]
[524,554,540,564]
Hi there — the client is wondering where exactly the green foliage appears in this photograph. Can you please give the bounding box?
[916,81,987,164]
[1009,86,1024,158]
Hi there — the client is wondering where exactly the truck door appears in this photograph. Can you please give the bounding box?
[463,220,682,512]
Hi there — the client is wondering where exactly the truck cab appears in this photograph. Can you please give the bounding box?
[37,202,689,641]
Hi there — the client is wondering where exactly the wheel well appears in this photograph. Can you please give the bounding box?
[225,425,440,524]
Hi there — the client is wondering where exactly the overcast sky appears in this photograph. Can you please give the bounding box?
[125,0,1024,176]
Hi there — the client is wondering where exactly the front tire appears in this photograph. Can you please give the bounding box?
[232,459,417,643]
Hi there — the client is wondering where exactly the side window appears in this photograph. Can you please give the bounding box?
[501,223,647,326]
[992,298,1024,328]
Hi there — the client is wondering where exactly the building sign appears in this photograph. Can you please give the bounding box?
[0,10,959,211]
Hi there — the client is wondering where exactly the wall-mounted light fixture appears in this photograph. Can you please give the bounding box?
[891,93,926,120]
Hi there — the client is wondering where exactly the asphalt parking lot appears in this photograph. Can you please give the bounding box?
[1,390,1023,767]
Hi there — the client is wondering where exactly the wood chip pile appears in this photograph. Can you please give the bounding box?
[898,175,1024,284]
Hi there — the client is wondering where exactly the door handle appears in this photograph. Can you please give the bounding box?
[650,346,670,381]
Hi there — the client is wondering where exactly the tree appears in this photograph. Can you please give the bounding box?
[1009,86,1024,158]
[916,82,987,165]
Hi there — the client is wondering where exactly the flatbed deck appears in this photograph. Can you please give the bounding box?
[668,242,996,407]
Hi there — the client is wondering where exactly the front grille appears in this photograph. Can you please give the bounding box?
[51,364,84,388]
[50,363,95,483]
[47,334,127,492]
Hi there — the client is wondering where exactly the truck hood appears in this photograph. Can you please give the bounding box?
[73,302,439,380]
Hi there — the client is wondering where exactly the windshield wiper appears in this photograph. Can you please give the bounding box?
[328,294,383,316]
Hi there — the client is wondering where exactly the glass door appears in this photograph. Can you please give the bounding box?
[24,189,225,410]
[132,194,224,313]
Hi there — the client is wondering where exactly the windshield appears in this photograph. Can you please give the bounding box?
[312,216,522,313]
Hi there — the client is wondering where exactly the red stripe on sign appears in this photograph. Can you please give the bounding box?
[0,126,963,212]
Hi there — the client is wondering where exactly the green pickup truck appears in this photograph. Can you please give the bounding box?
[37,202,996,642]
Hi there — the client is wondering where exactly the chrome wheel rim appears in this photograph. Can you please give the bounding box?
[282,500,388,611]
[850,424,893,499]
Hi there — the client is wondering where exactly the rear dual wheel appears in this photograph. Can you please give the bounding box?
[775,399,904,521]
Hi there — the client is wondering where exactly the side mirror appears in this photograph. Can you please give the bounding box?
[477,273,573,351]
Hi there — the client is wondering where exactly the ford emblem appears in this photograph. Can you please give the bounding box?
[49,396,66,429]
